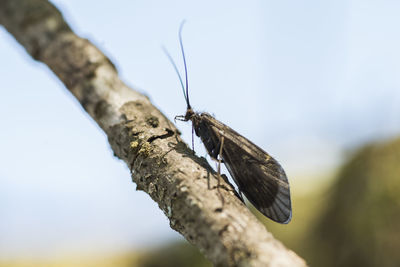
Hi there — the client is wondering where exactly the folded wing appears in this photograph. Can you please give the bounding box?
[221,136,292,223]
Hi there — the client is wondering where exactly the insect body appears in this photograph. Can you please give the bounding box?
[165,22,292,224]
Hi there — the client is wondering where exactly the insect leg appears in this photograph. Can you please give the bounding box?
[214,131,243,204]
[237,188,245,203]
[174,115,186,122]
[216,135,225,205]
[191,124,195,152]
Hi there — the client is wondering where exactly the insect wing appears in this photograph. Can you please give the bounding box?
[202,114,292,224]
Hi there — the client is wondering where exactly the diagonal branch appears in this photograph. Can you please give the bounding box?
[0,0,306,266]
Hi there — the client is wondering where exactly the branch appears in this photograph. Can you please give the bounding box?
[0,1,306,266]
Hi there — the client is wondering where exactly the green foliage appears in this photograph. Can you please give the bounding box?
[137,241,211,267]
[310,137,400,267]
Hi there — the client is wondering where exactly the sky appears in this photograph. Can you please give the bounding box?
[1,0,400,260]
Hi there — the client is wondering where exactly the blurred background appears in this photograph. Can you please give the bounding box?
[1,0,400,266]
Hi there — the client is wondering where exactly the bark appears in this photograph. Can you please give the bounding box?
[0,0,307,266]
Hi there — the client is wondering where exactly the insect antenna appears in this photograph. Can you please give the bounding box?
[178,20,191,110]
[177,21,195,151]
[162,20,191,110]
[162,46,188,106]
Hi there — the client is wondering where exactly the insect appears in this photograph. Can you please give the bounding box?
[163,22,292,224]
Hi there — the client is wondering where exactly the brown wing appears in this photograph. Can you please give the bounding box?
[202,114,292,224]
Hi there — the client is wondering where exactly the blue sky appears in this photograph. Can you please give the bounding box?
[1,0,399,259]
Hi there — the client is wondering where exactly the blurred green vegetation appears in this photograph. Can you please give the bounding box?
[136,242,211,267]
[2,137,399,267]
[267,136,400,266]
[310,137,400,267]
[0,242,211,267]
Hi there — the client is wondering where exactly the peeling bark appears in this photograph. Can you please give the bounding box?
[0,0,307,266]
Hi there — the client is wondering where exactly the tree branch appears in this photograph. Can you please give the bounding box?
[0,0,306,266]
